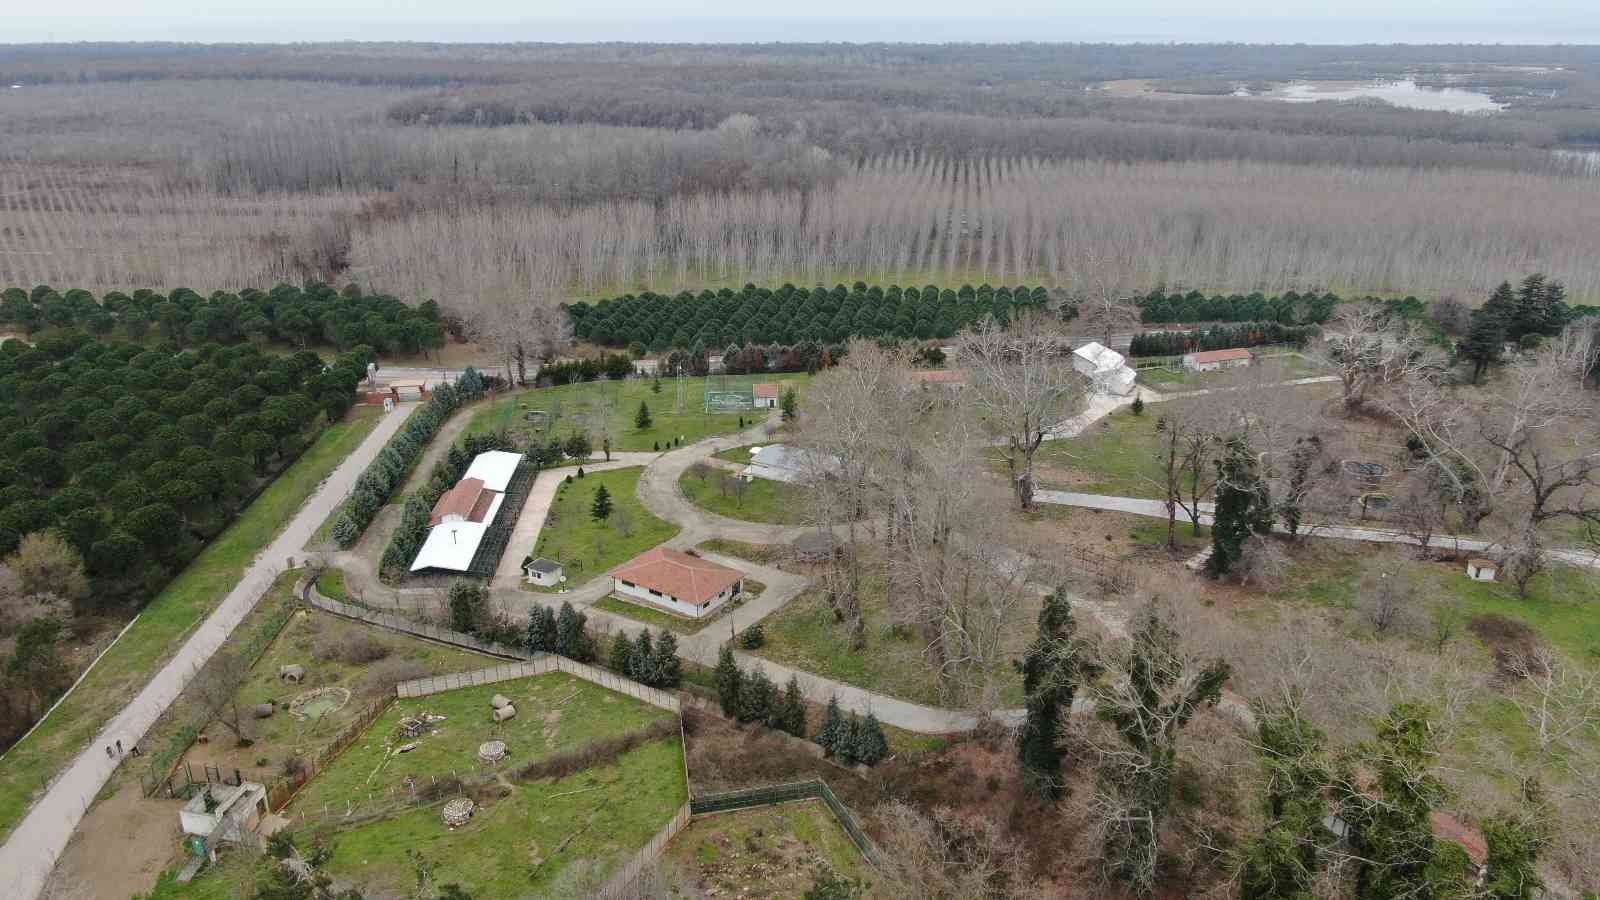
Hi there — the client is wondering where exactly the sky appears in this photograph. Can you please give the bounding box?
[7,2,1600,44]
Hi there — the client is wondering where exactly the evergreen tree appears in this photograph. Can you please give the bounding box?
[651,376,662,394]
[634,400,653,430]
[447,581,487,634]
[1462,285,1512,384]
[1480,812,1547,900]
[1017,588,1097,799]
[1237,694,1332,900]
[1130,395,1145,416]
[777,676,807,737]
[854,711,889,766]
[525,605,558,653]
[780,386,799,422]
[738,667,777,724]
[652,631,683,689]
[608,630,633,675]
[714,646,742,717]
[590,484,613,521]
[814,694,845,756]
[835,714,862,765]
[555,602,584,657]
[1206,436,1272,577]
[628,630,656,683]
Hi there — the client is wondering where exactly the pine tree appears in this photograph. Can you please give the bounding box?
[651,376,662,394]
[634,400,653,430]
[836,714,862,765]
[1237,695,1331,900]
[555,602,582,657]
[855,711,889,766]
[590,484,613,521]
[778,676,807,737]
[780,386,799,422]
[1206,436,1271,577]
[525,605,558,653]
[1462,285,1512,383]
[652,631,682,689]
[739,667,776,724]
[713,646,742,717]
[1131,395,1145,417]
[609,631,633,675]
[814,694,845,755]
[629,630,655,683]
[1017,588,1097,799]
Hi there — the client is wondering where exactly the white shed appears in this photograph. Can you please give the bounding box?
[1466,558,1497,582]
[523,557,565,587]
[1072,342,1138,396]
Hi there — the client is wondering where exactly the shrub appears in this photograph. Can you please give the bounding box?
[739,623,766,649]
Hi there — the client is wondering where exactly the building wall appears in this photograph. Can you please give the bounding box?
[613,578,740,619]
[525,568,562,587]
[754,396,777,409]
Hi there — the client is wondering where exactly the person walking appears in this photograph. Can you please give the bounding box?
[105,746,113,759]
[115,739,122,755]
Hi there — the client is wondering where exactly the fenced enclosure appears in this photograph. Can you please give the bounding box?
[690,780,880,866]
[1061,545,1136,594]
[394,657,681,714]
[263,694,395,813]
[595,803,693,900]
[703,374,756,412]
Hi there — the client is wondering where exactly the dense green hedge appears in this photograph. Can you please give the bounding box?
[1136,289,1341,325]
[330,368,488,548]
[568,282,1049,350]
[1,282,446,358]
[1128,322,1320,357]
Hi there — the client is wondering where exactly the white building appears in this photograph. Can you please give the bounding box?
[410,450,523,573]
[752,382,780,409]
[1182,348,1253,372]
[179,782,268,843]
[523,557,565,587]
[1072,342,1137,396]
[609,547,744,619]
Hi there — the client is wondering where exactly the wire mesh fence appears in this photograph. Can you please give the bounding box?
[690,780,880,866]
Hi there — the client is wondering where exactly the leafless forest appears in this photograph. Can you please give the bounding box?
[2,43,1599,310]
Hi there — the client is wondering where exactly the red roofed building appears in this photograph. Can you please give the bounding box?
[752,382,781,409]
[1182,347,1253,372]
[429,478,491,526]
[610,547,745,619]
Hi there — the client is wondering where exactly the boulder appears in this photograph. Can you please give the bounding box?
[252,703,275,719]
[490,694,512,709]
[278,664,305,683]
[492,704,517,723]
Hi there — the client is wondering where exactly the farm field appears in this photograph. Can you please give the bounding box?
[527,467,679,590]
[465,374,808,452]
[663,800,873,898]
[0,405,384,842]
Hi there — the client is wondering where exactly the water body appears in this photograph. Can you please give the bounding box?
[1244,79,1506,114]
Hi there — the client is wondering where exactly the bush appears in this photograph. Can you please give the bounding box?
[738,623,766,649]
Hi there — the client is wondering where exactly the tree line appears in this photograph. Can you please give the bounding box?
[380,425,517,582]
[1136,288,1340,326]
[568,282,1050,351]
[1127,322,1320,357]
[0,282,447,359]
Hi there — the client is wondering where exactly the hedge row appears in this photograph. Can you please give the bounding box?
[1128,322,1320,358]
[378,430,516,580]
[1137,289,1341,326]
[329,368,488,548]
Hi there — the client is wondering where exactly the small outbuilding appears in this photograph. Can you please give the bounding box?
[752,382,781,409]
[522,557,565,587]
[179,782,268,843]
[1072,342,1138,396]
[1182,347,1253,372]
[1466,558,1498,582]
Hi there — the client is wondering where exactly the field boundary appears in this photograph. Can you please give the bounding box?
[689,779,881,866]
[394,658,681,714]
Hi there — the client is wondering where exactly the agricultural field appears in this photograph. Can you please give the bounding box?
[527,467,679,589]
[663,800,873,898]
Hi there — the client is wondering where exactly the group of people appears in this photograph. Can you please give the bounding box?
[104,739,139,759]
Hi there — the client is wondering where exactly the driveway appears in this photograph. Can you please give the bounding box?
[0,403,414,900]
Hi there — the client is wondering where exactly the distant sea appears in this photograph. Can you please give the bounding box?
[6,15,1600,45]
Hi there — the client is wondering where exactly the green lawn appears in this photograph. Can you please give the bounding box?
[466,374,810,452]
[676,468,797,524]
[530,467,679,588]
[315,568,351,603]
[1134,354,1326,393]
[664,800,872,898]
[1031,408,1167,498]
[305,408,385,546]
[712,443,762,464]
[323,738,686,898]
[0,410,384,841]
[289,673,673,815]
[695,538,788,566]
[753,575,1025,707]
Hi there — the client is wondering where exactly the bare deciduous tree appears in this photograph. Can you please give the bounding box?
[1318,304,1440,414]
[957,313,1084,510]
[194,649,253,744]
[1355,555,1418,636]
[870,800,1046,900]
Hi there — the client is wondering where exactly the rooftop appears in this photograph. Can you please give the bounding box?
[1073,341,1126,371]
[430,477,488,527]
[1187,347,1253,363]
[752,382,780,398]
[610,547,743,604]
[461,450,523,493]
[525,556,563,574]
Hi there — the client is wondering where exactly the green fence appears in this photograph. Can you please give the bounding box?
[689,779,879,866]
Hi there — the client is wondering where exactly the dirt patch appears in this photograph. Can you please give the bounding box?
[45,779,185,899]
[1467,614,1545,682]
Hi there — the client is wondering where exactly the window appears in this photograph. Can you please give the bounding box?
[620,580,635,589]
[649,588,662,597]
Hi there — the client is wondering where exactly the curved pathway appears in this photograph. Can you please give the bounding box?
[0,403,415,900]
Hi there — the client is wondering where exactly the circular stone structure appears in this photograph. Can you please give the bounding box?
[288,686,351,720]
[442,798,475,828]
[478,740,508,764]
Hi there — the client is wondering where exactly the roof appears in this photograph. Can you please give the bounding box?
[1467,557,1497,568]
[1073,342,1126,371]
[752,382,781,398]
[462,450,523,492]
[908,369,967,384]
[1186,348,1252,364]
[430,478,487,526]
[525,557,563,574]
[610,547,743,604]
[744,444,838,483]
[410,517,495,572]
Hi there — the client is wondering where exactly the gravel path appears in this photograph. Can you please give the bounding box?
[0,404,414,900]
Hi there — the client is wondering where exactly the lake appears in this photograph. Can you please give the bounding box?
[1241,79,1505,114]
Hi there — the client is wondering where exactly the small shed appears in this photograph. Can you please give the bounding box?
[1466,558,1497,582]
[523,557,565,587]
[752,382,781,409]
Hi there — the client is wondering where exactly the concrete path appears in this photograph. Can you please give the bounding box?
[488,453,656,590]
[0,403,415,900]
[1034,490,1600,570]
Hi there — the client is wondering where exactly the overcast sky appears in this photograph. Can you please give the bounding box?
[8,2,1600,44]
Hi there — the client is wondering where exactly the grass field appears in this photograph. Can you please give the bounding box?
[323,737,686,897]
[1031,408,1167,498]
[595,596,724,635]
[465,374,809,452]
[1134,354,1324,392]
[529,467,679,589]
[695,538,788,565]
[664,800,872,898]
[676,467,797,524]
[315,568,351,603]
[0,409,384,842]
[289,673,673,815]
[752,575,1025,707]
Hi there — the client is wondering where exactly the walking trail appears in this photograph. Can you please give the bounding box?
[0,403,414,900]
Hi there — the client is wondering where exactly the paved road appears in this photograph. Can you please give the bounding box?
[0,403,414,900]
[488,454,656,590]
[1035,490,1600,570]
